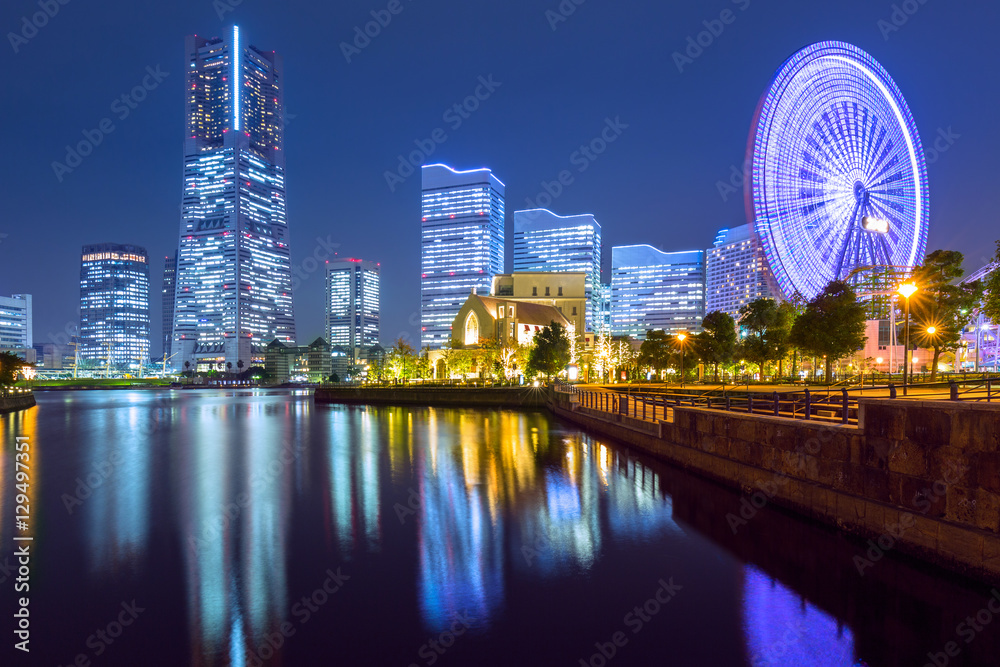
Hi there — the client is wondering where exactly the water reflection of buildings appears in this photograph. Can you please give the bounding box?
[179,395,307,665]
[322,407,685,631]
[742,565,857,666]
[328,408,381,554]
[83,394,154,573]
[0,403,37,545]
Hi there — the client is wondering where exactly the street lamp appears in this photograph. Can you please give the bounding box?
[677,333,687,387]
[898,282,918,395]
[862,216,890,234]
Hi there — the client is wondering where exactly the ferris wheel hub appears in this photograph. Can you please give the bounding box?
[853,181,867,202]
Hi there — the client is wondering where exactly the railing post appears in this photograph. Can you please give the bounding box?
[643,397,646,420]
[725,395,731,411]
[949,381,958,401]
[989,379,993,403]
[804,388,811,420]
[748,394,753,414]
[772,391,779,417]
[888,383,897,399]
[841,388,849,424]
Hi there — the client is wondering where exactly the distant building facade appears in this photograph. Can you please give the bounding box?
[421,164,505,349]
[512,209,601,331]
[162,251,177,359]
[610,245,705,339]
[0,294,32,351]
[79,243,151,366]
[326,258,380,350]
[491,272,586,337]
[705,225,776,319]
[264,338,332,383]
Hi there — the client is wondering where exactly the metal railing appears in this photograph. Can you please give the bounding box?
[572,387,858,424]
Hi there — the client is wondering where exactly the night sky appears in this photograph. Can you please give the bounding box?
[3,0,998,352]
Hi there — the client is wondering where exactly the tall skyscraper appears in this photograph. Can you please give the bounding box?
[79,244,151,366]
[705,224,776,319]
[161,251,177,359]
[610,245,705,339]
[172,26,295,370]
[326,258,380,350]
[0,294,32,350]
[512,209,602,332]
[420,164,505,349]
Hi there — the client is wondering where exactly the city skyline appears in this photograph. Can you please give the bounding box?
[2,1,996,351]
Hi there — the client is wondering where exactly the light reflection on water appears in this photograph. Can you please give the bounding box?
[6,390,996,665]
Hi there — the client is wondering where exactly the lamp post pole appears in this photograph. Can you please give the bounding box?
[677,333,687,388]
[898,282,917,397]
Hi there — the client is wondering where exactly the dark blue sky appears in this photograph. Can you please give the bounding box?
[3,0,998,351]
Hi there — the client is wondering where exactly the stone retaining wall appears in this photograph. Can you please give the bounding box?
[0,392,36,414]
[315,386,548,409]
[549,391,1000,584]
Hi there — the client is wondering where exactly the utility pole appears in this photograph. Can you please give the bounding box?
[104,341,113,379]
[161,352,178,378]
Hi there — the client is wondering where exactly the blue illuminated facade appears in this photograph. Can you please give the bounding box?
[512,209,602,332]
[420,164,505,350]
[79,243,151,367]
[750,41,929,300]
[326,258,380,350]
[172,27,295,370]
[705,224,776,319]
[610,245,704,339]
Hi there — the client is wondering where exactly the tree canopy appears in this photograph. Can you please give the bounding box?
[909,250,981,379]
[789,281,867,381]
[526,321,571,379]
[0,351,28,385]
[638,330,675,375]
[695,311,737,381]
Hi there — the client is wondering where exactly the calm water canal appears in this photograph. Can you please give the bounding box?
[1,389,999,666]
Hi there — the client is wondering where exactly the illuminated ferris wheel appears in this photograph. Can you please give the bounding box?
[748,41,929,300]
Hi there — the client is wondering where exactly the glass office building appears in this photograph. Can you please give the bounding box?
[172,26,295,370]
[161,251,177,359]
[420,164,505,349]
[512,209,602,332]
[79,244,151,367]
[610,245,705,339]
[705,224,776,319]
[0,294,32,350]
[326,258,380,349]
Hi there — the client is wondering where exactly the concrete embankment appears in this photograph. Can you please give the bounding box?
[315,385,548,409]
[549,390,1000,585]
[0,391,36,414]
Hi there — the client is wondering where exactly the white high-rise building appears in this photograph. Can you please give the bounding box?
[705,224,777,318]
[326,259,380,350]
[172,26,295,370]
[610,245,705,339]
[0,294,32,350]
[420,164,505,349]
[512,209,601,332]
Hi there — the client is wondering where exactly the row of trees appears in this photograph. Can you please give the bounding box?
[635,247,989,383]
[632,280,866,382]
[364,245,997,385]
